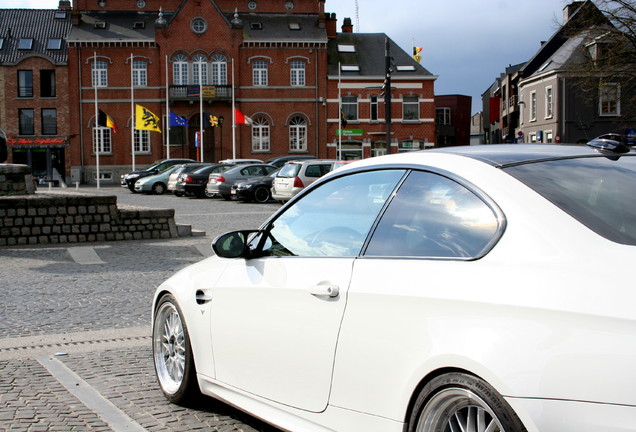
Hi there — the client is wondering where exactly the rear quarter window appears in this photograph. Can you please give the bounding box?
[503,155,636,245]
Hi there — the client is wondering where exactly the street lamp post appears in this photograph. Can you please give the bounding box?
[218,116,224,160]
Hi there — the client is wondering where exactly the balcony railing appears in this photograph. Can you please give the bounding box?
[169,85,232,101]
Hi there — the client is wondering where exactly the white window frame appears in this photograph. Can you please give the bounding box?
[402,96,420,121]
[253,60,268,86]
[134,129,150,153]
[93,127,112,153]
[599,83,620,116]
[192,54,208,85]
[173,54,188,85]
[289,116,307,151]
[530,91,537,122]
[290,60,305,86]
[92,60,107,87]
[545,86,553,118]
[211,54,227,85]
[132,60,147,87]
[342,95,358,121]
[251,117,270,151]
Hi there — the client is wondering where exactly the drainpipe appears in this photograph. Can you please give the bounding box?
[78,47,85,183]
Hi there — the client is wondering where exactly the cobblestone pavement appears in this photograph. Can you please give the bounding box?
[0,187,281,431]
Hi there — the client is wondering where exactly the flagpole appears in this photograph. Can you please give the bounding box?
[231,58,236,159]
[94,51,100,189]
[338,61,342,160]
[130,53,136,172]
[199,57,204,163]
[165,55,171,159]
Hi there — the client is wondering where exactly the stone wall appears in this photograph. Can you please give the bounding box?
[0,164,36,196]
[0,194,178,246]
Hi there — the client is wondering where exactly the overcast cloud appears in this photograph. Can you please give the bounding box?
[3,0,571,113]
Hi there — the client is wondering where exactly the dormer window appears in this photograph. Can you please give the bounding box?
[396,65,415,71]
[250,22,263,30]
[288,22,300,30]
[54,11,67,19]
[341,65,359,72]
[18,39,33,50]
[133,22,145,29]
[94,21,107,29]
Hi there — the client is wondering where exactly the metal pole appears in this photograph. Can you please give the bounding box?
[165,55,171,159]
[94,51,100,189]
[130,53,136,171]
[385,38,392,154]
[199,58,204,162]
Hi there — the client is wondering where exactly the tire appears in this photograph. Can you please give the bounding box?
[407,373,526,432]
[221,193,232,201]
[152,182,166,195]
[204,188,216,198]
[253,186,270,203]
[128,183,137,193]
[153,294,199,405]
[174,191,183,197]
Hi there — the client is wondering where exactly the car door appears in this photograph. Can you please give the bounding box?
[209,169,406,412]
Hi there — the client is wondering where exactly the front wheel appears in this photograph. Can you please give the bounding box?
[153,294,199,405]
[407,373,526,432]
[253,186,270,203]
[152,182,166,195]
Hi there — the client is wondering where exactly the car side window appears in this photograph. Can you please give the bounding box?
[259,170,406,257]
[305,165,322,177]
[364,171,499,258]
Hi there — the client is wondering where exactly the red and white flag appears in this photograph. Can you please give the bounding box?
[234,109,253,125]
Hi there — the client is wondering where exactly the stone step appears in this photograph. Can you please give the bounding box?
[176,224,206,237]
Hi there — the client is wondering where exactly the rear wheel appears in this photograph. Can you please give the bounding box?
[204,188,216,198]
[221,193,232,201]
[407,373,526,432]
[253,186,270,203]
[153,294,199,405]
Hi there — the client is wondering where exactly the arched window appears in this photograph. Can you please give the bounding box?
[289,116,307,151]
[172,54,188,85]
[252,116,270,151]
[192,54,208,85]
[211,54,227,85]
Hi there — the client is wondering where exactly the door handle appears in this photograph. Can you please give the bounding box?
[195,290,212,304]
[309,285,339,298]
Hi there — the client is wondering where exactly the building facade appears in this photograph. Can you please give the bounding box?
[1,0,436,185]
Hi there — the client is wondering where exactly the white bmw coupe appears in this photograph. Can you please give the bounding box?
[152,141,636,432]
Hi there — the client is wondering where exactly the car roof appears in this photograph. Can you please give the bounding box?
[426,144,636,167]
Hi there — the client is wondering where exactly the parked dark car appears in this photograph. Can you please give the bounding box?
[266,155,316,168]
[120,158,195,192]
[175,164,234,198]
[231,169,279,203]
[167,163,210,196]
[207,163,278,200]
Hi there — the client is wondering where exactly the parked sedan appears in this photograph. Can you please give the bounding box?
[174,164,234,198]
[231,170,279,203]
[153,142,636,432]
[120,158,195,192]
[206,163,277,200]
[133,165,179,194]
[167,163,210,196]
[271,159,335,202]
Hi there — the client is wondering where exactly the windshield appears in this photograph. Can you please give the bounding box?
[504,155,636,245]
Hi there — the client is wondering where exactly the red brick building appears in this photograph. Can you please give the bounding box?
[2,0,436,185]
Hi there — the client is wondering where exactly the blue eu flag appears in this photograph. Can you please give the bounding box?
[169,111,189,127]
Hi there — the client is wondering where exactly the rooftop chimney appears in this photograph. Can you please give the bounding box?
[326,13,337,38]
[341,17,353,33]
[563,1,584,22]
[58,0,71,10]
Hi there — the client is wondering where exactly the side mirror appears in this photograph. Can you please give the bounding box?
[212,230,258,258]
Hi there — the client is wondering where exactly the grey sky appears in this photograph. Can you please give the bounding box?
[3,0,571,113]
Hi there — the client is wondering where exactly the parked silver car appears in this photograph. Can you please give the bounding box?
[271,159,335,202]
